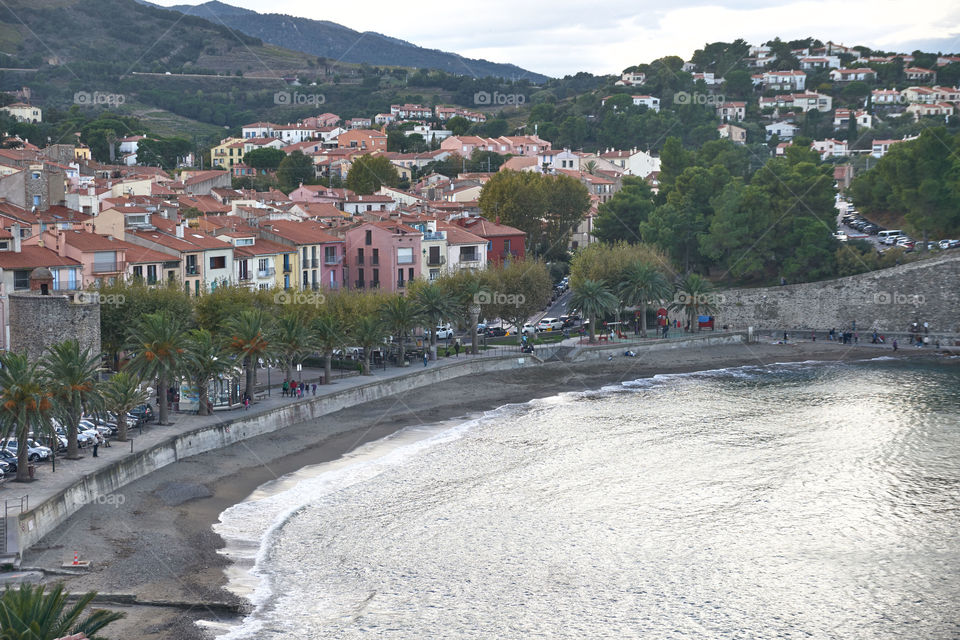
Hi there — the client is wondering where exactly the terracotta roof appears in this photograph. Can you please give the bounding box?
[457,217,524,237]
[182,170,230,186]
[436,222,485,245]
[0,246,81,269]
[261,219,343,244]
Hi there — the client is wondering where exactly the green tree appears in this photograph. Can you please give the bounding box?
[569,279,618,342]
[0,352,53,482]
[225,309,274,401]
[42,340,103,460]
[346,154,400,195]
[277,150,315,192]
[412,282,461,360]
[617,262,671,337]
[351,315,387,375]
[101,372,150,441]
[183,328,236,417]
[378,295,422,364]
[0,583,124,640]
[273,311,316,381]
[126,312,187,425]
[311,313,344,385]
[485,259,552,344]
[244,147,286,170]
[592,177,656,244]
[669,272,717,331]
[446,116,470,136]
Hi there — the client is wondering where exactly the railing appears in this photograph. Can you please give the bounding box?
[354,280,365,289]
[369,280,380,289]
[238,272,253,281]
[186,266,199,276]
[356,256,365,265]
[427,255,446,267]
[371,257,379,266]
[397,280,406,289]
[458,256,480,265]
[302,259,317,269]
[258,268,276,278]
[324,255,340,265]
[283,263,292,273]
[92,261,126,274]
[422,231,446,241]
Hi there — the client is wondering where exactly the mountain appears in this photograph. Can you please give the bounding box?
[158,0,550,82]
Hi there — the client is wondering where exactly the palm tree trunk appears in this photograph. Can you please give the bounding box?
[398,337,406,365]
[158,373,170,425]
[363,352,372,375]
[430,332,437,361]
[244,360,256,402]
[15,437,29,482]
[588,317,597,342]
[285,360,292,384]
[470,304,480,354]
[117,413,129,441]
[324,352,332,384]
[66,420,80,460]
[198,379,210,416]
[640,302,648,337]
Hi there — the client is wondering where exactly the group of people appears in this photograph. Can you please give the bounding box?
[281,379,317,398]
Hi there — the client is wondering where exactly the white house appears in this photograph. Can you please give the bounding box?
[630,95,660,112]
[538,148,581,172]
[406,125,452,143]
[765,122,800,141]
[691,72,724,86]
[828,68,877,82]
[617,72,646,86]
[760,70,807,91]
[241,122,277,138]
[118,135,146,166]
[811,138,849,160]
[799,55,841,70]
[716,101,746,122]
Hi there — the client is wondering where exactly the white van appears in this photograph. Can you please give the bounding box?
[878,230,902,244]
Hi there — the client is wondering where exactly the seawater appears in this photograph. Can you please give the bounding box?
[206,358,960,639]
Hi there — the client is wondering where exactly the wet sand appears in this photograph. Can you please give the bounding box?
[24,342,946,638]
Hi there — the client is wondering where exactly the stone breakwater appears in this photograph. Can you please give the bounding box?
[714,253,960,333]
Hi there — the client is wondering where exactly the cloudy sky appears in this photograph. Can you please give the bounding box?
[155,0,960,77]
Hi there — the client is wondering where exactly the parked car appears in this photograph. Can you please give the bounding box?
[537,317,563,331]
[939,239,959,249]
[520,323,538,336]
[129,404,155,424]
[434,324,455,340]
[4,439,51,462]
[484,326,508,337]
[560,313,581,327]
[0,449,18,472]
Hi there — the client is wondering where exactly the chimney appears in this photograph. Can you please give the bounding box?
[10,223,21,252]
[176,222,185,238]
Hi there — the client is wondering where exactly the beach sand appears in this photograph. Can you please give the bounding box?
[23,341,945,638]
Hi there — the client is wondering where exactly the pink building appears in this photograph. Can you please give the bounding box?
[345,221,421,292]
[258,219,345,290]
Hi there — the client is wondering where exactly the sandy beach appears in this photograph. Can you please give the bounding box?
[23,341,947,639]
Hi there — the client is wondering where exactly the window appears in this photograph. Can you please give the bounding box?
[397,268,404,287]
[186,254,199,275]
[408,267,414,282]
[397,247,414,264]
[504,239,511,253]
[324,246,337,264]
[147,264,158,284]
[258,258,269,272]
[357,248,364,265]
[365,230,372,245]
[13,270,30,290]
[235,238,254,246]
[209,256,226,270]
[132,265,143,279]
[0,241,7,250]
[372,248,379,265]
[32,195,41,207]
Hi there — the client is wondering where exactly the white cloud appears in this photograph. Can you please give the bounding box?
[153,0,960,77]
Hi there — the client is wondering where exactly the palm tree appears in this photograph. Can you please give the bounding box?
[0,352,53,482]
[583,160,598,175]
[41,340,102,460]
[101,372,149,441]
[311,313,344,384]
[183,328,236,417]
[570,279,618,343]
[669,272,717,332]
[618,263,671,337]
[0,582,124,640]
[225,309,274,402]
[274,311,315,381]
[379,295,422,365]
[414,284,460,360]
[351,315,387,375]
[126,312,186,425]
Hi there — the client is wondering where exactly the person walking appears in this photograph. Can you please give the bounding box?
[454,339,461,358]
[282,380,289,397]
[290,380,297,399]
[93,433,102,458]
[423,352,429,367]
[893,338,898,352]
[312,383,317,395]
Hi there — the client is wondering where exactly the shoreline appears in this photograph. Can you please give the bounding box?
[26,342,948,639]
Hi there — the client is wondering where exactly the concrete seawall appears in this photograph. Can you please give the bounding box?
[16,334,746,551]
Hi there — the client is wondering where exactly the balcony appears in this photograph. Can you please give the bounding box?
[369,280,380,289]
[92,261,126,274]
[324,255,340,265]
[283,263,292,273]
[238,272,253,282]
[422,231,446,241]
[354,280,365,289]
[458,255,480,265]
[186,265,200,276]
[356,256,364,266]
[427,255,446,267]
[396,280,405,289]
[258,267,276,278]
[302,258,318,269]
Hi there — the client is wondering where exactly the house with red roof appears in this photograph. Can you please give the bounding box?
[258,219,345,290]
[454,216,525,264]
[344,221,421,292]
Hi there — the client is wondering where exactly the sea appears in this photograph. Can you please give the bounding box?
[201,357,960,639]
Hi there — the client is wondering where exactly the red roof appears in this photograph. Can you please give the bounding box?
[0,246,81,269]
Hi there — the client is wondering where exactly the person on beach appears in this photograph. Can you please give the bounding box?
[282,380,289,397]
[811,331,816,342]
[893,339,898,351]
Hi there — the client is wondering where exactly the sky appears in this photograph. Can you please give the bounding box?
[153,0,960,78]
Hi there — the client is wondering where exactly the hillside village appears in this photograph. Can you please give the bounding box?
[0,39,958,349]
